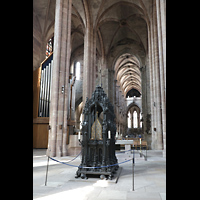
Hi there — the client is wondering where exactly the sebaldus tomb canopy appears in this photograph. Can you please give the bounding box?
[75,86,119,180]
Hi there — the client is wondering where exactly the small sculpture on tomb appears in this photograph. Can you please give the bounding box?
[91,111,102,140]
[75,86,119,180]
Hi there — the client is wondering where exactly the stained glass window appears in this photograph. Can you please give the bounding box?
[46,37,54,58]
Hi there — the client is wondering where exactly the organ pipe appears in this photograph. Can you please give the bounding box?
[38,53,53,117]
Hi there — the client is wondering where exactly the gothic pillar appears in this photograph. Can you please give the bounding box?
[137,112,140,129]
[83,27,93,104]
[82,0,96,105]
[149,1,157,150]
[152,0,163,150]
[156,0,166,156]
[101,68,109,96]
[148,19,155,149]
[114,80,117,115]
[116,85,120,125]
[47,0,72,157]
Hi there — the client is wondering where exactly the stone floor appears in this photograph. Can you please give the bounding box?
[33,149,166,200]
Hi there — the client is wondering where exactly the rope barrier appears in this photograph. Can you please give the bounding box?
[47,149,135,169]
[49,157,80,168]
[64,151,82,163]
[49,156,133,169]
[45,150,136,186]
[53,149,132,164]
[79,159,133,169]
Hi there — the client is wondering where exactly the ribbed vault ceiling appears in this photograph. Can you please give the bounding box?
[115,53,141,97]
[33,0,149,72]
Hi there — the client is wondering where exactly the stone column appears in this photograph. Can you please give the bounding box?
[137,111,140,129]
[82,2,96,106]
[148,18,155,149]
[149,1,159,150]
[116,85,120,125]
[156,0,166,156]
[47,0,72,157]
[101,68,109,96]
[114,80,117,115]
[147,20,155,149]
[152,0,163,150]
[102,69,115,104]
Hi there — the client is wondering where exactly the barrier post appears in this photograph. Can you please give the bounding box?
[132,149,135,191]
[139,137,142,157]
[145,145,147,161]
[45,156,50,186]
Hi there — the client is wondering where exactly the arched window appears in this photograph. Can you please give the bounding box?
[128,111,131,128]
[140,112,142,128]
[133,111,138,128]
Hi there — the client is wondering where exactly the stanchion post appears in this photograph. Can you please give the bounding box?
[45,155,50,186]
[145,145,147,161]
[132,148,135,191]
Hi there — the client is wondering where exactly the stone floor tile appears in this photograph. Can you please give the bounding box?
[127,191,161,200]
[96,189,127,200]
[159,192,166,200]
[33,149,166,200]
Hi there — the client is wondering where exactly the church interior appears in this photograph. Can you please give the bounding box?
[33,0,166,199]
[33,0,166,158]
